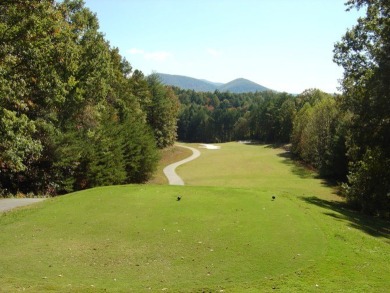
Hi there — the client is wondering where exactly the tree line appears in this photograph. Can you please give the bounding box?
[0,0,178,196]
[177,89,294,143]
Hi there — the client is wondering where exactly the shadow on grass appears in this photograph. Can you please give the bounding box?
[276,150,317,179]
[264,143,290,149]
[244,143,320,179]
[243,143,390,239]
[245,142,290,149]
[247,144,343,196]
[300,196,390,241]
[275,150,343,188]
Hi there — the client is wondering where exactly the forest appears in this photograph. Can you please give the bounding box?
[0,0,178,195]
[1,0,389,218]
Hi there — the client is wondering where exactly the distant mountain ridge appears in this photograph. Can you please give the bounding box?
[156,73,271,93]
[218,78,269,93]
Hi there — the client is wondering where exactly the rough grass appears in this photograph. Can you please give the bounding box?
[0,142,389,292]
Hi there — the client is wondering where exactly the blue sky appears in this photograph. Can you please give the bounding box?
[83,0,363,93]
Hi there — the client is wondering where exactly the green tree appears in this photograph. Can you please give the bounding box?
[87,114,126,188]
[146,74,179,148]
[0,0,162,195]
[121,116,159,183]
[342,148,390,217]
[233,113,251,140]
[291,103,314,159]
[291,92,348,180]
[130,70,151,115]
[277,98,296,143]
[304,98,346,177]
[0,0,69,194]
[248,93,295,143]
[0,109,42,173]
[334,0,390,216]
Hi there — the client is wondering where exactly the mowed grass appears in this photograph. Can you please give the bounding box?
[0,142,389,292]
[177,143,334,198]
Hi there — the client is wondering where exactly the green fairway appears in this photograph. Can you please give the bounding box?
[177,143,334,198]
[0,143,389,292]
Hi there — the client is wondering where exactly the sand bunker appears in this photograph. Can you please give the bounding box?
[199,144,221,150]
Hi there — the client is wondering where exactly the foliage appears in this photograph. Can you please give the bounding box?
[121,115,159,183]
[0,0,176,195]
[343,148,390,217]
[146,74,179,148]
[175,88,297,143]
[291,91,348,179]
[0,109,42,172]
[334,0,390,216]
[249,92,296,143]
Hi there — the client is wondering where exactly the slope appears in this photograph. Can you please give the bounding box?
[218,78,270,93]
[156,73,271,93]
[157,73,218,92]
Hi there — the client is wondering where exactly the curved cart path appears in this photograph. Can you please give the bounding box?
[0,198,46,213]
[163,145,201,185]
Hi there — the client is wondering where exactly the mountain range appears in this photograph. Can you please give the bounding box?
[156,73,271,93]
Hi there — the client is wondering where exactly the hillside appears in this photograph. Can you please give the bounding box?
[218,78,269,93]
[156,73,271,93]
[157,73,217,92]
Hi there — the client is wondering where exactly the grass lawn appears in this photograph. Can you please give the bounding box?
[0,142,389,292]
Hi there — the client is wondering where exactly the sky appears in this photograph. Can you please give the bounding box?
[83,0,363,94]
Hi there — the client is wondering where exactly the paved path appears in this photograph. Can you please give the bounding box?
[163,145,201,185]
[0,198,46,213]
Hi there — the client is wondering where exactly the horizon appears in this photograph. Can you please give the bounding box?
[157,72,250,84]
[83,0,364,94]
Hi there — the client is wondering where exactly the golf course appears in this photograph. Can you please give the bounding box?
[0,142,389,292]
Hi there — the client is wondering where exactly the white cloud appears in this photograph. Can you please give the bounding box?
[127,48,172,62]
[206,48,221,57]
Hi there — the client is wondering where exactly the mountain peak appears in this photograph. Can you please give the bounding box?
[156,73,271,93]
[218,78,269,93]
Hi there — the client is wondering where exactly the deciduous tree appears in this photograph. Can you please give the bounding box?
[334,0,390,216]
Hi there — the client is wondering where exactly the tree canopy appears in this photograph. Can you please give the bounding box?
[334,0,390,217]
[0,0,178,196]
